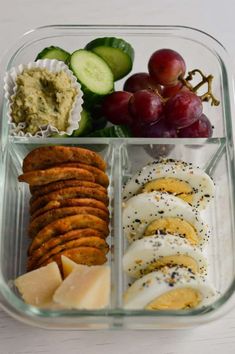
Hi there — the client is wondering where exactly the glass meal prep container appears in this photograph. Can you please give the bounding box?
[0,25,235,329]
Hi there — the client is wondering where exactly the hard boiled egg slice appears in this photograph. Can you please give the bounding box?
[122,191,209,246]
[123,159,215,210]
[123,234,207,278]
[124,266,215,310]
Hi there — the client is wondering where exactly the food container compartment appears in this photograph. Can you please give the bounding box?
[120,140,235,319]
[0,25,234,145]
[0,25,235,329]
[0,139,118,329]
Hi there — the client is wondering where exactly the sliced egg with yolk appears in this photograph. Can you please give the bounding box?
[122,191,209,246]
[123,234,207,278]
[124,266,215,310]
[123,159,215,210]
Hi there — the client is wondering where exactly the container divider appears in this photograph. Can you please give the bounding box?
[111,140,124,313]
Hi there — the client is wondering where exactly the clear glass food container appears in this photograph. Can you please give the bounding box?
[0,25,235,329]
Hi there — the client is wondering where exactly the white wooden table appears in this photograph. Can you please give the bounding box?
[1,0,235,353]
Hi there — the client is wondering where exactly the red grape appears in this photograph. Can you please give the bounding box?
[133,118,177,138]
[178,114,213,138]
[144,144,174,158]
[102,91,133,125]
[123,72,161,93]
[130,123,144,137]
[148,49,186,86]
[129,89,163,125]
[144,119,177,138]
[162,82,188,98]
[165,91,203,129]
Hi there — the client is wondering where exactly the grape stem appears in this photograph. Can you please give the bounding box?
[180,69,220,106]
[153,89,167,103]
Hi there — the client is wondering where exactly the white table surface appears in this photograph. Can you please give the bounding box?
[1,0,235,353]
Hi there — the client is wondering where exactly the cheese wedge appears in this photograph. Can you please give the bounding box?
[14,262,62,306]
[61,256,92,279]
[53,265,110,309]
[61,255,78,277]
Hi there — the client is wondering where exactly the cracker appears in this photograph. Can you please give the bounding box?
[40,247,107,269]
[30,179,107,198]
[28,214,109,255]
[31,236,109,271]
[48,163,109,187]
[29,206,109,238]
[30,198,109,220]
[18,167,95,186]
[30,186,109,214]
[27,228,106,270]
[22,146,106,172]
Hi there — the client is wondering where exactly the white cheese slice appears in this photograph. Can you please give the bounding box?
[53,265,111,309]
[61,255,78,277]
[14,262,62,306]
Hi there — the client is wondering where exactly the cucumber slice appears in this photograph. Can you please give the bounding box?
[69,50,114,100]
[35,46,70,63]
[85,37,134,81]
[50,133,69,137]
[88,125,132,138]
[72,109,93,137]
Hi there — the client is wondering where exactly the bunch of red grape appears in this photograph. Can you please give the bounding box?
[102,49,213,138]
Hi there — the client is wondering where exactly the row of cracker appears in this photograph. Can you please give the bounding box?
[18,146,110,272]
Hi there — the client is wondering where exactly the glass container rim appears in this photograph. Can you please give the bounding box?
[1,24,235,328]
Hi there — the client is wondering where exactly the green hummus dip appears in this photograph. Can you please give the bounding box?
[11,68,78,135]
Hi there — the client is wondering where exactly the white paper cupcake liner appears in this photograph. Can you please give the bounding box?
[4,59,83,137]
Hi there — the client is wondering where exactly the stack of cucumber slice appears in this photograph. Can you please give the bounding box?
[36,37,134,138]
